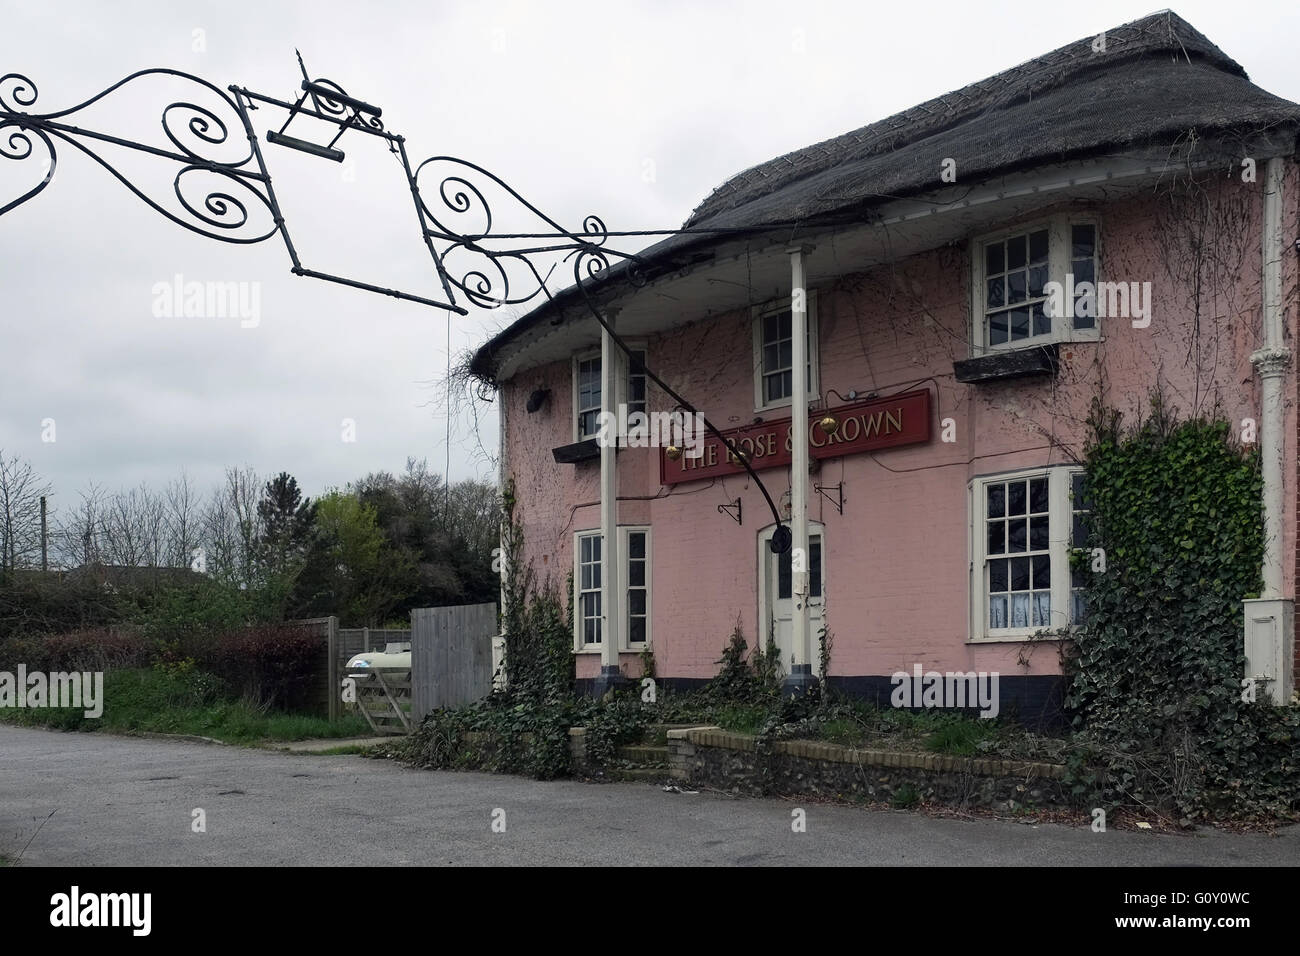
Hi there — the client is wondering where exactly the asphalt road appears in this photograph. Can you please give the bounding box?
[3,725,1297,866]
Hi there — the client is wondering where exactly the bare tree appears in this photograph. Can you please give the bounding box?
[0,450,51,573]
[164,471,199,568]
[54,483,105,568]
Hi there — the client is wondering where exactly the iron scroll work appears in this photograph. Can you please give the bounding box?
[0,59,790,548]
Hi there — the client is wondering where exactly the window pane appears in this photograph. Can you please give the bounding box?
[778,311,792,339]
[989,558,1008,591]
[629,617,646,644]
[1072,258,1095,286]
[986,277,1004,310]
[778,341,792,369]
[1007,234,1027,270]
[1008,518,1027,552]
[628,532,645,560]
[990,595,1007,629]
[1009,308,1029,339]
[989,312,1008,345]
[1030,515,1049,550]
[1032,553,1050,588]
[1007,271,1026,304]
[1028,265,1048,298]
[987,483,1005,518]
[1011,556,1030,591]
[763,343,779,372]
[1029,477,1048,513]
[1011,593,1030,627]
[1073,514,1087,547]
[810,538,822,597]
[1032,592,1051,627]
[778,545,791,599]
[764,313,778,341]
[584,617,596,644]
[1029,229,1049,264]
[1032,301,1050,336]
[628,561,644,587]
[1008,481,1026,515]
[985,242,1004,276]
[1071,224,1095,259]
[628,590,646,615]
[987,520,1004,555]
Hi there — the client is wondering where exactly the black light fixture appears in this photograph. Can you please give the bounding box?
[526,388,551,413]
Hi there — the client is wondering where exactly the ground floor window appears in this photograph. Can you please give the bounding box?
[573,527,652,651]
[970,466,1083,641]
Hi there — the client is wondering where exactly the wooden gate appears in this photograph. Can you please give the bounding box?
[345,666,412,735]
[410,602,497,723]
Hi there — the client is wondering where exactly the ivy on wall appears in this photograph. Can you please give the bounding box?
[1066,396,1299,820]
[405,481,575,779]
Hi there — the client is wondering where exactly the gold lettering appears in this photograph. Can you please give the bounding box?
[707,444,717,467]
[862,412,884,437]
[841,415,860,442]
[810,423,826,448]
[765,434,776,457]
[886,409,903,433]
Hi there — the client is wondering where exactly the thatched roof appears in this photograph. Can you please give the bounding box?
[471,10,1300,382]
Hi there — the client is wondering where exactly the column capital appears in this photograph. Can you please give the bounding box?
[1250,346,1292,377]
[786,243,816,257]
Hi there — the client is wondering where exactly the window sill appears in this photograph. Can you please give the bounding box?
[954,344,1059,384]
[553,439,601,464]
[966,631,1071,645]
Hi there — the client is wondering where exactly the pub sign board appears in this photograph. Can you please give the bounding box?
[659,389,932,485]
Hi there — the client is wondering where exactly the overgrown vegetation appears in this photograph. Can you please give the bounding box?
[0,667,367,743]
[1064,397,1300,821]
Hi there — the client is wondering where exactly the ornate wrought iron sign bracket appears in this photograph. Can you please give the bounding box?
[0,56,791,544]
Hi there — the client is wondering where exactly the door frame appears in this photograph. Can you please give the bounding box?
[756,520,826,678]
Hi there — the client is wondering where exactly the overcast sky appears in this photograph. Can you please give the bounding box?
[3,0,1298,519]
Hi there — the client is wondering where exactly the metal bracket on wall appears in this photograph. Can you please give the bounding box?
[717,498,742,525]
[814,481,843,515]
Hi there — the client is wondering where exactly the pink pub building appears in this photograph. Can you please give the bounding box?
[470,12,1300,722]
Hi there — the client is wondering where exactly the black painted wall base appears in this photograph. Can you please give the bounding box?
[573,674,1066,730]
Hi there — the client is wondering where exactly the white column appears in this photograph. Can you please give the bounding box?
[1244,156,1294,704]
[788,245,815,691]
[599,313,622,681]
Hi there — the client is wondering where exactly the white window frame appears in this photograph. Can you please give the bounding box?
[969,214,1101,356]
[968,466,1082,643]
[572,526,652,653]
[752,293,819,412]
[571,344,648,442]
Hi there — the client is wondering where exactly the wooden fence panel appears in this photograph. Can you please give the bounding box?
[410,603,497,722]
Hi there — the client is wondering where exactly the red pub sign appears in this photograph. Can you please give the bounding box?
[659,389,932,485]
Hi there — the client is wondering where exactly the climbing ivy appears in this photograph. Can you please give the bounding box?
[1066,396,1299,821]
[405,483,576,779]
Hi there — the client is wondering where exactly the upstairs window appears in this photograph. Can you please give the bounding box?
[753,297,818,410]
[572,348,647,441]
[972,216,1100,354]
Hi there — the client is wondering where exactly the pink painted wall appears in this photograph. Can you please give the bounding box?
[501,174,1299,683]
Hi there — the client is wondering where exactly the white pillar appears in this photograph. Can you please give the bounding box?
[1245,156,1294,704]
[598,313,622,686]
[787,245,816,693]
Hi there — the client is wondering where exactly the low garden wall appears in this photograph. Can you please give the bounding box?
[664,727,1071,810]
